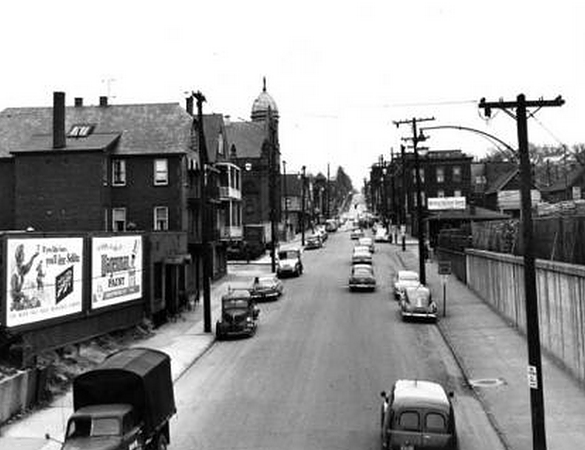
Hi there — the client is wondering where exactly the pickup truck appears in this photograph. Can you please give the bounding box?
[59,347,176,450]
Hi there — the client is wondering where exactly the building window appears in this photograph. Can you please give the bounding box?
[154,159,168,185]
[112,160,126,186]
[438,190,445,198]
[154,206,169,231]
[112,208,126,231]
[453,166,462,183]
[436,167,445,183]
[454,190,462,197]
[68,124,94,137]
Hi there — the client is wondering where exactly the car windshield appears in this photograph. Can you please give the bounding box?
[91,418,121,437]
[278,250,299,259]
[256,277,275,287]
[224,299,249,309]
[400,272,419,281]
[353,268,373,277]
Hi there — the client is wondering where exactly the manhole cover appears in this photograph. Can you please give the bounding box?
[469,378,505,388]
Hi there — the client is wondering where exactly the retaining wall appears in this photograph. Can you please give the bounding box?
[466,249,585,384]
[0,366,49,424]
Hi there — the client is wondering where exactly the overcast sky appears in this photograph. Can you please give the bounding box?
[1,1,582,186]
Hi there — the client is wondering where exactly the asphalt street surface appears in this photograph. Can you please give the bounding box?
[170,230,505,450]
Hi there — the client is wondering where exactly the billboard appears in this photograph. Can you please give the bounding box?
[5,237,83,328]
[91,235,143,309]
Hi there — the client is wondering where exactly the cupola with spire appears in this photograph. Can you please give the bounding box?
[251,77,279,122]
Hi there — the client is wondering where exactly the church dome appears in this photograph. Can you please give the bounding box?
[251,77,279,122]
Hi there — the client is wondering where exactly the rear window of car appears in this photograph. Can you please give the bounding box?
[353,268,372,276]
[425,412,447,433]
[398,411,420,431]
[400,273,418,281]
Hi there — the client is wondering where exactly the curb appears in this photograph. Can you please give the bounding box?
[395,249,512,450]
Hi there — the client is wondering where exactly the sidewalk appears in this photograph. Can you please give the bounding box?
[395,243,585,450]
[0,260,274,450]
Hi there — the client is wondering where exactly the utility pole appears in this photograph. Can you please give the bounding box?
[268,107,278,273]
[390,148,396,239]
[283,160,289,241]
[194,91,212,333]
[479,94,564,450]
[400,144,407,251]
[300,165,306,246]
[326,163,331,220]
[394,117,434,285]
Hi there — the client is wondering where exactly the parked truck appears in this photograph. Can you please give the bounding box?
[57,347,176,450]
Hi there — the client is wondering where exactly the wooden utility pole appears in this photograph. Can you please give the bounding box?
[479,94,564,450]
[300,165,306,246]
[394,117,434,284]
[194,91,212,333]
[268,107,278,273]
[282,160,289,241]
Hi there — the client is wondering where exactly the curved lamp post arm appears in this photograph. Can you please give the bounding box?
[421,125,517,161]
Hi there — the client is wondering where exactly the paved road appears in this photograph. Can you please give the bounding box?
[169,231,505,450]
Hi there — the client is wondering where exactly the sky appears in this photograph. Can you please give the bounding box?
[1,1,583,187]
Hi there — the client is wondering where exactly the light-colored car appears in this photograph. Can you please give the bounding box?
[352,248,372,265]
[400,285,438,321]
[276,248,303,277]
[349,264,376,291]
[358,236,375,253]
[393,270,420,301]
[380,379,458,450]
[249,275,283,301]
[350,228,364,240]
[374,227,390,243]
[305,234,323,250]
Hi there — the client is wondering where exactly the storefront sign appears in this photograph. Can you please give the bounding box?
[91,236,143,309]
[5,237,83,328]
[427,196,466,210]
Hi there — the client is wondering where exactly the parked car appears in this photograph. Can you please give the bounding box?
[380,379,458,450]
[305,234,323,250]
[325,218,338,232]
[350,228,364,240]
[249,275,283,301]
[216,289,260,339]
[400,285,438,321]
[315,225,328,242]
[358,236,375,253]
[393,270,420,300]
[277,248,303,277]
[349,264,376,291]
[374,227,390,243]
[352,248,373,265]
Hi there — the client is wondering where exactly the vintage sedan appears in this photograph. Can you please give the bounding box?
[216,289,260,339]
[380,379,458,450]
[305,234,323,250]
[350,228,364,240]
[358,236,375,253]
[249,275,283,301]
[400,285,438,321]
[393,270,420,301]
[276,248,303,277]
[349,264,376,291]
[352,248,373,265]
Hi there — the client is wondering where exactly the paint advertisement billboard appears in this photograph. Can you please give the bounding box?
[91,235,142,309]
[5,237,83,328]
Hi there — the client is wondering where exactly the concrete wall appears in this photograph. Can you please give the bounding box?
[466,248,585,384]
[0,366,48,424]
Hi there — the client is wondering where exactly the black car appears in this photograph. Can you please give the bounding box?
[216,289,259,339]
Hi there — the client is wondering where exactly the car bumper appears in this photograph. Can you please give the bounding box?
[251,291,280,300]
[401,310,437,319]
[350,283,376,290]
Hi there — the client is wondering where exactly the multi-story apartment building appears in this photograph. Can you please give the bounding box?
[0,92,232,324]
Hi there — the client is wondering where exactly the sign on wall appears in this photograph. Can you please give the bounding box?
[427,196,466,210]
[91,236,143,309]
[5,237,83,328]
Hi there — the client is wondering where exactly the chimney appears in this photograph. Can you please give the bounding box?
[53,91,66,149]
[74,97,83,107]
[99,96,108,107]
[186,96,193,116]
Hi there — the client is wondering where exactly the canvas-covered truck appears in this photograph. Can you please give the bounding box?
[58,347,176,450]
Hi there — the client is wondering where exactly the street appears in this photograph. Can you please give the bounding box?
[170,230,505,450]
